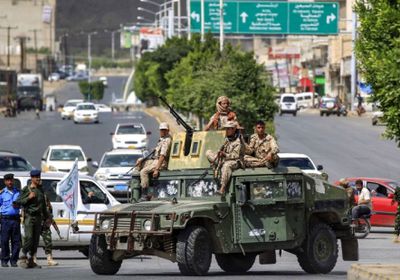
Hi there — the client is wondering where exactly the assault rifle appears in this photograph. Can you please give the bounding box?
[159,96,193,155]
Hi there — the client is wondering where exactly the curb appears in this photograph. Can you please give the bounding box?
[348,264,400,280]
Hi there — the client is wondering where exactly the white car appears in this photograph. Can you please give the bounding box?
[0,171,119,256]
[279,93,298,116]
[61,99,84,120]
[41,145,91,175]
[48,72,60,82]
[93,149,142,202]
[277,153,327,179]
[99,76,108,87]
[73,102,99,124]
[95,103,112,112]
[111,123,150,149]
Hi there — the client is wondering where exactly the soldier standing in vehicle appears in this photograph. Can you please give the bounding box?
[391,187,400,243]
[206,121,244,195]
[136,122,172,199]
[244,120,279,168]
[204,96,238,131]
[0,173,21,268]
[15,170,49,269]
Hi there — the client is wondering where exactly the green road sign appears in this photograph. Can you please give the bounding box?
[190,1,339,35]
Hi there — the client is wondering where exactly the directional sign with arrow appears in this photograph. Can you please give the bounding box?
[190,1,339,35]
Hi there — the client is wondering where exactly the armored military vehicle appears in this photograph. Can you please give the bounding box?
[82,102,358,276]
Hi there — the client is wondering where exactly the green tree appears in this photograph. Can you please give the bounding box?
[355,0,400,144]
[78,81,104,101]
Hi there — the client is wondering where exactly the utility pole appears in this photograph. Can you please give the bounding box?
[187,0,191,40]
[29,29,40,72]
[15,36,30,72]
[200,0,204,42]
[0,26,18,67]
[219,0,224,52]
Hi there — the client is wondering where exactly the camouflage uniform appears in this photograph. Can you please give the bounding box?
[206,136,244,192]
[139,135,172,188]
[244,133,279,168]
[41,195,54,255]
[393,187,400,236]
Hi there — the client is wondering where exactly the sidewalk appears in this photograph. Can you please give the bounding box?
[348,263,400,280]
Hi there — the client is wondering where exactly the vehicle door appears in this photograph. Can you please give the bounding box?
[366,181,396,226]
[233,174,305,244]
[35,178,70,243]
[77,179,112,242]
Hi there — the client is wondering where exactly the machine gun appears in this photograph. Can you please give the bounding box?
[159,96,194,156]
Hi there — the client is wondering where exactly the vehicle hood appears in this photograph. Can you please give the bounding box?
[113,134,147,141]
[63,106,76,112]
[75,110,97,115]
[46,160,87,170]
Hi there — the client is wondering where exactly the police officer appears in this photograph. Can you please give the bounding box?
[206,121,244,194]
[0,173,21,267]
[15,170,49,269]
[244,120,279,168]
[136,122,172,199]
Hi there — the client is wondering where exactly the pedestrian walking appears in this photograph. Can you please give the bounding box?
[391,187,400,243]
[15,170,49,269]
[0,173,21,267]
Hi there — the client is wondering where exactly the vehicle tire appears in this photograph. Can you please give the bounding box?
[215,253,256,274]
[89,234,122,275]
[62,117,65,120]
[326,113,330,117]
[293,111,297,117]
[297,223,338,274]
[372,120,377,126]
[176,226,212,276]
[337,112,341,116]
[79,246,89,258]
[320,112,323,117]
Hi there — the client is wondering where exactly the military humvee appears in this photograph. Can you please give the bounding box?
[82,126,358,276]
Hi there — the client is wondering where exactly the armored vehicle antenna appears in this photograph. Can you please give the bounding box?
[159,96,193,156]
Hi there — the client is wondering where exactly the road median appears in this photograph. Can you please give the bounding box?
[348,263,400,280]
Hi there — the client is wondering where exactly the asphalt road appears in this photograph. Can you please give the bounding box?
[275,111,400,183]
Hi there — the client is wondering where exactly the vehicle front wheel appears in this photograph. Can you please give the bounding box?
[320,112,323,117]
[176,226,212,276]
[89,234,122,275]
[215,253,256,274]
[297,223,338,274]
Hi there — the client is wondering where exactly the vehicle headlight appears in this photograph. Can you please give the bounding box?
[95,173,107,181]
[143,220,152,231]
[101,219,111,230]
[80,166,89,172]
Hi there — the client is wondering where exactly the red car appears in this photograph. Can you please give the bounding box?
[334,177,400,227]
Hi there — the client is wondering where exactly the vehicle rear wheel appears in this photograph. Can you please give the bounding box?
[89,234,122,275]
[320,112,323,117]
[297,223,338,274]
[176,226,212,276]
[215,253,256,274]
[337,112,341,116]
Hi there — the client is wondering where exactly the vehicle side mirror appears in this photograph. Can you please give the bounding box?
[146,131,151,135]
[317,165,323,171]
[41,158,45,161]
[92,161,99,168]
[236,184,248,206]
[388,193,394,199]
[87,158,92,162]
[104,197,110,205]
[110,132,114,135]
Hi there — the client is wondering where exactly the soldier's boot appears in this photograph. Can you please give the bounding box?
[19,255,29,269]
[28,257,41,269]
[47,254,58,266]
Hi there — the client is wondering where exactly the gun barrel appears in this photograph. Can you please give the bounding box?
[159,96,193,133]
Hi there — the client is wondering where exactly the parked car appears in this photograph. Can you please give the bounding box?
[73,102,99,124]
[61,99,84,120]
[334,177,399,227]
[111,123,150,150]
[95,103,112,112]
[0,171,119,256]
[279,93,298,116]
[277,153,327,180]
[41,145,91,175]
[319,97,343,116]
[0,150,34,172]
[93,149,142,202]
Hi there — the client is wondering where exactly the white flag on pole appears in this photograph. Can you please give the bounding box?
[56,159,79,221]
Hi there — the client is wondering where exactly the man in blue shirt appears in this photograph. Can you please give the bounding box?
[0,173,21,267]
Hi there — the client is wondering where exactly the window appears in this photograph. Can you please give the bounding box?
[250,181,284,200]
[171,141,181,157]
[0,156,32,171]
[287,180,302,199]
[150,179,179,199]
[367,182,388,197]
[278,158,315,170]
[282,96,295,102]
[117,125,145,135]
[100,154,140,168]
[190,141,201,156]
[26,179,62,202]
[50,149,84,161]
[186,179,217,197]
[80,181,107,204]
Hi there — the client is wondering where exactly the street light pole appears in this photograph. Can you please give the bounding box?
[219,0,224,51]
[187,0,191,40]
[201,0,205,41]
[87,31,97,101]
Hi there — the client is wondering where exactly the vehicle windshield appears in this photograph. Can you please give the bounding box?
[50,149,84,161]
[388,182,400,189]
[322,98,336,103]
[278,158,315,170]
[100,154,140,167]
[150,179,179,199]
[0,156,33,171]
[117,125,145,135]
[282,96,295,102]
[76,104,96,110]
[17,86,40,95]
[64,101,80,107]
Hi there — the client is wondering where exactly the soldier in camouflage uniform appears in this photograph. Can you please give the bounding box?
[204,96,238,131]
[39,195,58,266]
[391,187,400,242]
[136,122,172,199]
[244,120,279,168]
[15,170,49,269]
[206,121,244,194]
